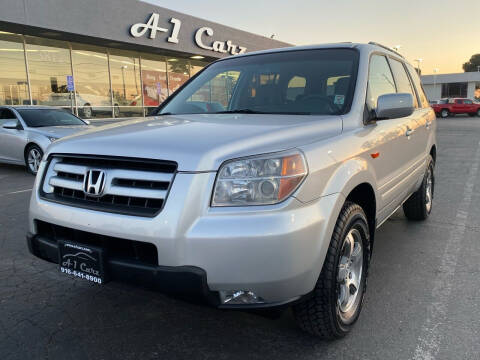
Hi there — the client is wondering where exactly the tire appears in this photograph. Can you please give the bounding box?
[469,113,476,117]
[477,109,480,117]
[82,104,92,119]
[25,144,43,175]
[440,109,449,118]
[113,105,120,118]
[403,156,434,221]
[293,202,370,339]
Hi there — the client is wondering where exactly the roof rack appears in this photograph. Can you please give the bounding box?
[368,42,405,58]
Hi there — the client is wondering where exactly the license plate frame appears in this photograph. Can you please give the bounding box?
[58,240,107,284]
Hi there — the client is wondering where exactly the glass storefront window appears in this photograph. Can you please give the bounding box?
[25,36,72,109]
[0,32,29,105]
[140,55,168,116]
[71,43,112,119]
[109,50,142,118]
[190,60,207,77]
[167,58,190,95]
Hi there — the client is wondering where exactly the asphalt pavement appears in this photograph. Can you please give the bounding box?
[1,117,479,360]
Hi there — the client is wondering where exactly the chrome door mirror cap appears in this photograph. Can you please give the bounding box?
[2,120,20,130]
[376,93,414,120]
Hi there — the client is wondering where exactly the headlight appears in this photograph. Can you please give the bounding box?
[212,151,307,207]
[47,136,58,142]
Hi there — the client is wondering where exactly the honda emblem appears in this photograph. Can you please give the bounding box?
[83,170,106,197]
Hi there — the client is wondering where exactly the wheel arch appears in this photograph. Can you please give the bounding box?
[430,144,436,163]
[345,183,376,251]
[24,142,42,160]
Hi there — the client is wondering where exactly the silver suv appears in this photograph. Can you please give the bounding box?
[27,43,436,339]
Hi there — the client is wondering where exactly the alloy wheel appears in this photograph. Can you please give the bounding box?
[425,167,433,213]
[337,228,364,323]
[27,148,42,174]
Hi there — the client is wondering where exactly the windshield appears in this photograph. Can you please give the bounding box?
[17,109,86,127]
[158,49,359,116]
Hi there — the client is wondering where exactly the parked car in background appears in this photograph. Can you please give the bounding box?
[429,99,448,105]
[27,43,437,339]
[431,98,480,118]
[43,92,120,119]
[0,106,90,174]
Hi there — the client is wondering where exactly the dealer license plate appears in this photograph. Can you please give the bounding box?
[58,241,106,284]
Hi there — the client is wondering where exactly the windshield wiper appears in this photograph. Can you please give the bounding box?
[216,109,266,114]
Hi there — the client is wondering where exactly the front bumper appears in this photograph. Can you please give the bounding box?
[29,167,344,306]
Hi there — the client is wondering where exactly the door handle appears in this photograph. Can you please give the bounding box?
[406,128,414,137]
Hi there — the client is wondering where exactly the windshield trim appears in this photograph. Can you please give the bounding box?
[155,47,360,117]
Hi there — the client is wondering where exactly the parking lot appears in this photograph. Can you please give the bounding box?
[1,117,479,360]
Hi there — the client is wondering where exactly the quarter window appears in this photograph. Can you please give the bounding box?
[389,59,419,108]
[367,55,396,109]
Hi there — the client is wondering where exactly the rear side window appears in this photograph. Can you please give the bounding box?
[464,99,473,104]
[405,63,429,108]
[389,59,419,108]
[367,55,396,109]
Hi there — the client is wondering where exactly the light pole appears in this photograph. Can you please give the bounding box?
[433,68,439,99]
[414,58,423,75]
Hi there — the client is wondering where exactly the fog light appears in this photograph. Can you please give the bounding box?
[219,290,265,305]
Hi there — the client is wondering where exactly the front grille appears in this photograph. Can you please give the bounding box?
[40,154,177,217]
[36,220,158,265]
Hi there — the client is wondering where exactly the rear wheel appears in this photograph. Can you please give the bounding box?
[25,144,43,175]
[403,156,434,221]
[293,202,370,339]
[440,109,449,118]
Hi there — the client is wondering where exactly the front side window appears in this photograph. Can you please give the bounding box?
[17,109,86,127]
[367,55,396,110]
[159,49,359,116]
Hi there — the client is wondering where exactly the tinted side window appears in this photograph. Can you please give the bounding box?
[367,55,396,109]
[0,108,16,120]
[405,63,429,108]
[464,99,473,104]
[286,76,306,101]
[389,59,419,108]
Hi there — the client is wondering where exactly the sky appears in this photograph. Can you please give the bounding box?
[145,0,480,75]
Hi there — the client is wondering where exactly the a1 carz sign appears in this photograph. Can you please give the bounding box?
[130,13,247,55]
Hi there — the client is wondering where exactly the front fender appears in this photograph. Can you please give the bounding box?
[295,155,379,212]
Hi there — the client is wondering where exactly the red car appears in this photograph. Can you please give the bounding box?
[432,98,480,118]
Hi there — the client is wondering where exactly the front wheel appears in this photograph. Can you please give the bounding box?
[25,144,43,175]
[440,109,449,118]
[403,156,434,221]
[293,202,370,339]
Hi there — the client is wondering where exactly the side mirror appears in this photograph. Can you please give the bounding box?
[2,120,20,130]
[375,93,414,120]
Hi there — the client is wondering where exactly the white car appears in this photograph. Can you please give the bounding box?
[0,106,90,174]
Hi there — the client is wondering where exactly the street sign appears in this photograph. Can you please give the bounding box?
[67,75,74,91]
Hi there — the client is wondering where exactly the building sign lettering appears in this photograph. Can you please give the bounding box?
[130,13,247,55]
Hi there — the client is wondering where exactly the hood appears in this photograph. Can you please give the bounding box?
[47,115,342,171]
[29,125,91,139]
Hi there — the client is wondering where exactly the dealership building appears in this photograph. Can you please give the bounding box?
[421,72,480,102]
[0,0,288,119]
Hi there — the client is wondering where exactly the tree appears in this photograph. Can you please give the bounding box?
[462,54,480,72]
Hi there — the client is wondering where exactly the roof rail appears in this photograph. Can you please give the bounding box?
[368,42,405,58]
